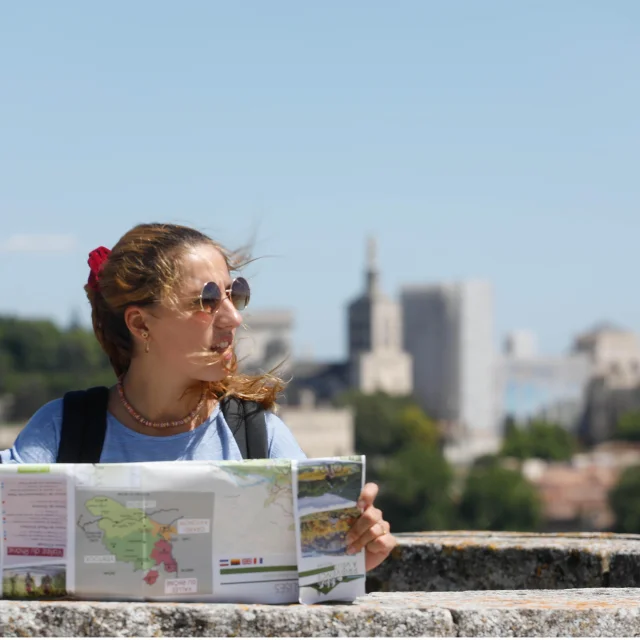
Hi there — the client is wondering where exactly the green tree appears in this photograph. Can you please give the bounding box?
[613,411,640,442]
[609,465,640,533]
[56,328,107,373]
[337,390,439,457]
[501,422,533,459]
[6,374,51,421]
[0,315,114,420]
[397,405,439,449]
[376,442,455,532]
[501,420,576,462]
[52,571,66,594]
[0,317,62,373]
[458,460,542,531]
[336,390,452,532]
[531,420,576,461]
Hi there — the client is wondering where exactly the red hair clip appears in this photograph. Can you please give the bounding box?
[87,246,111,291]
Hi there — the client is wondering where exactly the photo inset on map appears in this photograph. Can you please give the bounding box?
[296,460,363,513]
[299,507,360,558]
[293,457,367,604]
[2,565,67,599]
[75,490,214,599]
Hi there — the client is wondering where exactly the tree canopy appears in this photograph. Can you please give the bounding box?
[0,316,114,421]
[458,458,542,531]
[613,411,640,442]
[501,419,577,462]
[609,465,640,533]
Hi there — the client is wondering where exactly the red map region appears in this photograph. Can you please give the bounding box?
[150,539,178,573]
[143,570,159,585]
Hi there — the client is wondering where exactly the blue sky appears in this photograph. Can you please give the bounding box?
[1,1,639,360]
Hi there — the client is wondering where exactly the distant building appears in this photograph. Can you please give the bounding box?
[575,323,640,445]
[522,457,619,532]
[579,379,640,446]
[573,322,640,387]
[259,237,414,456]
[278,391,354,457]
[282,361,349,407]
[346,238,413,396]
[234,310,294,375]
[235,310,354,456]
[401,280,498,461]
[504,330,537,359]
[497,330,591,432]
[521,441,640,531]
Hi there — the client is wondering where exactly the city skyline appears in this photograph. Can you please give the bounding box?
[1,1,639,359]
[0,232,634,364]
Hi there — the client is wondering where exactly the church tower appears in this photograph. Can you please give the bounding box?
[347,237,413,395]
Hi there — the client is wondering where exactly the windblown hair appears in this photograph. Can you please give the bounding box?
[85,222,285,410]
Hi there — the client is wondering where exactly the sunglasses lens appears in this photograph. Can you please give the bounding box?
[231,277,250,310]
[201,281,222,312]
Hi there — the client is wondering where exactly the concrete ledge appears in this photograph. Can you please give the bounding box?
[0,596,455,638]
[3,589,640,637]
[367,531,640,592]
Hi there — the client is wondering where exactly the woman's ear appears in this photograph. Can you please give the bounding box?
[123,306,149,341]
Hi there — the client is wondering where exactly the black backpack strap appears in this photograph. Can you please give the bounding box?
[57,387,110,463]
[243,400,269,460]
[221,397,269,460]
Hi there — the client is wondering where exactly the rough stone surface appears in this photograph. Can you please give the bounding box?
[368,588,640,637]
[0,597,455,637]
[5,589,640,637]
[5,532,640,636]
[367,531,640,592]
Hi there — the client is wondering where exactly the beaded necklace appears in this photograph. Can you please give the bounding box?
[116,378,206,429]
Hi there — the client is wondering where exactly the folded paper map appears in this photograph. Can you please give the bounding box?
[0,456,365,605]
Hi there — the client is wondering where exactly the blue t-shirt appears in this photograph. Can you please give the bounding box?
[0,399,307,464]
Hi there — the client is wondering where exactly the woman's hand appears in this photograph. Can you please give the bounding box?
[345,482,396,572]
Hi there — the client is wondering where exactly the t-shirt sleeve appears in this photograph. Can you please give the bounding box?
[1,399,63,464]
[266,411,307,460]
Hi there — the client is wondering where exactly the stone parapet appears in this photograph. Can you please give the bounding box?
[3,588,640,637]
[5,532,640,637]
[367,531,640,592]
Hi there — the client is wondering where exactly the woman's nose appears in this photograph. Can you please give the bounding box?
[216,297,243,328]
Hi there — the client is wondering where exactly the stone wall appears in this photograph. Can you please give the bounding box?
[4,531,640,637]
[4,589,640,637]
[367,531,640,592]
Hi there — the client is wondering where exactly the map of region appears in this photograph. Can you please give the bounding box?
[213,461,295,554]
[210,461,298,600]
[75,490,213,599]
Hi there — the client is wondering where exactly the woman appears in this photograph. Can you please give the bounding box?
[2,222,395,571]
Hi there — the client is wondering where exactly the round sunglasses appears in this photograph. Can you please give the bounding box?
[198,277,250,314]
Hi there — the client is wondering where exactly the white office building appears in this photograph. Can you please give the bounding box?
[401,280,499,461]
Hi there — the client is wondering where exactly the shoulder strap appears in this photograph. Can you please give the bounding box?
[221,397,269,460]
[243,400,269,460]
[57,387,110,463]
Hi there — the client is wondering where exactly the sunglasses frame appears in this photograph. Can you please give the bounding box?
[197,277,250,314]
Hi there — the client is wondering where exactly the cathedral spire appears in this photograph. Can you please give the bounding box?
[366,235,379,296]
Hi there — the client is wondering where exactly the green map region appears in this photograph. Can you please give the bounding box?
[75,491,213,599]
[84,496,179,576]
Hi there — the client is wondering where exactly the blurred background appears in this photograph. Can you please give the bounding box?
[2,1,640,535]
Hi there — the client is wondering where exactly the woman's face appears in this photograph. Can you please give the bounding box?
[141,243,245,383]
